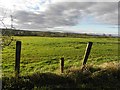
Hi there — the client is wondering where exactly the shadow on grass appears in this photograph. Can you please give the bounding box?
[2,65,120,90]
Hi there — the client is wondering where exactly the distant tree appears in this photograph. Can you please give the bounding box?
[109,34,112,37]
[103,34,106,36]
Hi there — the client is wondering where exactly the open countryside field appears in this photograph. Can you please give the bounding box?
[2,36,119,77]
[2,36,120,89]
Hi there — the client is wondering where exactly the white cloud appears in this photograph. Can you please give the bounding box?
[52,0,119,3]
[0,0,51,12]
[0,1,118,31]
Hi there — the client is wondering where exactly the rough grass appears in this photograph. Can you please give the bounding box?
[2,36,119,77]
[2,36,119,89]
[2,62,120,89]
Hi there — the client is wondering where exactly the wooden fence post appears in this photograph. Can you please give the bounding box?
[83,42,93,65]
[15,41,21,77]
[60,57,64,73]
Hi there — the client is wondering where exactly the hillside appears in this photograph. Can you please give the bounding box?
[1,28,116,38]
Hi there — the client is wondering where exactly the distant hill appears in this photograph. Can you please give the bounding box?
[0,28,118,38]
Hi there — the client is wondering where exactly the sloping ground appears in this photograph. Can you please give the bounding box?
[2,62,120,90]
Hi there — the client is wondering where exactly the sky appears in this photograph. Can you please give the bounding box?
[0,0,119,35]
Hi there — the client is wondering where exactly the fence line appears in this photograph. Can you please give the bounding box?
[60,57,64,73]
[82,42,93,65]
[4,40,118,76]
[15,41,21,78]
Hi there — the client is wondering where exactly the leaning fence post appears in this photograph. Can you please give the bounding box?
[60,57,64,73]
[82,42,93,65]
[15,41,21,77]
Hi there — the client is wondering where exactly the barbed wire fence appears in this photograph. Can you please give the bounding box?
[0,7,15,49]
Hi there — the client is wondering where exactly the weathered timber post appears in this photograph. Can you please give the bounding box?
[60,57,64,73]
[15,41,21,77]
[83,42,93,65]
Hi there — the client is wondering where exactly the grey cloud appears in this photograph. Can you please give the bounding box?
[14,11,38,23]
[86,2,118,25]
[1,2,118,29]
[14,2,95,29]
[94,10,118,25]
[87,2,117,15]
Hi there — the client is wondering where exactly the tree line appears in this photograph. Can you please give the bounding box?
[1,28,115,38]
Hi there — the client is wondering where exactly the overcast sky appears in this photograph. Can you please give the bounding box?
[0,0,119,35]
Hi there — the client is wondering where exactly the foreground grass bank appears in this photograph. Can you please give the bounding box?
[2,62,120,89]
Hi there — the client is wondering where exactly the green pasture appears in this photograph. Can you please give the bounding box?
[2,36,119,77]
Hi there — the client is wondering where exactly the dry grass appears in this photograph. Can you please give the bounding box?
[2,62,120,89]
[98,61,119,69]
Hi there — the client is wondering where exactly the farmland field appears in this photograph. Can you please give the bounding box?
[2,36,119,77]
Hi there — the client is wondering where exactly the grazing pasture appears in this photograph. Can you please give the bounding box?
[2,36,119,77]
[2,36,120,89]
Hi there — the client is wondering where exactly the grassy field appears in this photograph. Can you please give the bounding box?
[2,36,119,76]
[2,36,120,89]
